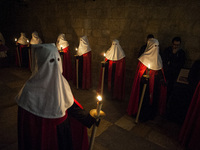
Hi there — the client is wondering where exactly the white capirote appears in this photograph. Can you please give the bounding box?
[56,33,69,50]
[17,32,29,45]
[16,43,74,118]
[138,38,163,70]
[105,39,125,61]
[30,31,42,45]
[77,35,91,56]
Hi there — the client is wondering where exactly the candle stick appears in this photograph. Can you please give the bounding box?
[75,47,79,89]
[89,95,104,150]
[135,64,150,123]
[103,52,106,62]
[15,39,21,67]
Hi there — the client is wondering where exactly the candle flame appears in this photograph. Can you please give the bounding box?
[15,38,17,42]
[104,53,106,57]
[148,64,150,69]
[75,47,78,51]
[97,95,102,101]
[60,45,63,49]
[27,40,29,43]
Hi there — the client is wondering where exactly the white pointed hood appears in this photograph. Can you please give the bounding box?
[30,31,42,45]
[77,35,91,56]
[56,33,69,50]
[16,43,74,118]
[138,38,162,70]
[105,39,125,61]
[17,32,29,45]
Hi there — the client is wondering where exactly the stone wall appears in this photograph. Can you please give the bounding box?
[1,0,200,94]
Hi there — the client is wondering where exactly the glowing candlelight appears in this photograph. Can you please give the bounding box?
[27,39,29,43]
[147,64,150,75]
[103,52,106,62]
[60,45,63,51]
[97,95,102,101]
[96,95,103,117]
[148,64,150,69]
[15,38,17,42]
[75,47,78,51]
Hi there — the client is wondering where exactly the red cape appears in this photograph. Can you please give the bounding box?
[74,51,92,89]
[179,81,200,150]
[127,61,167,116]
[18,99,89,150]
[98,58,126,100]
[16,44,31,69]
[62,46,73,81]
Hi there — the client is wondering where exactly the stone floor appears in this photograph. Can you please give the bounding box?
[0,66,186,150]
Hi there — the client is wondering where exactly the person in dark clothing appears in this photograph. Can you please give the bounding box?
[162,37,186,99]
[138,34,154,58]
[188,59,200,92]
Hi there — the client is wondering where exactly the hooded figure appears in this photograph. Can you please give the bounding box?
[29,31,42,70]
[127,38,167,121]
[99,39,126,100]
[16,43,95,150]
[56,34,72,80]
[0,32,8,58]
[0,32,9,67]
[30,31,42,45]
[16,32,29,67]
[179,81,200,150]
[75,35,92,89]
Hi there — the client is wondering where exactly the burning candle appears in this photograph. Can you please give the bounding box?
[60,45,63,51]
[96,95,103,117]
[103,52,106,62]
[15,38,17,42]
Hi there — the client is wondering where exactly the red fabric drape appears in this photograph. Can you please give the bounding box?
[70,99,89,150]
[82,51,92,89]
[16,44,27,66]
[18,98,89,150]
[98,58,126,100]
[127,61,167,116]
[179,81,200,150]
[18,107,67,150]
[62,46,73,81]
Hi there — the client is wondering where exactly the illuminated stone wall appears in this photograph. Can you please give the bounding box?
[1,0,200,93]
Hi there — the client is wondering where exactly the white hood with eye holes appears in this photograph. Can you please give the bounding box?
[77,35,91,56]
[16,43,74,118]
[138,38,163,70]
[105,39,125,61]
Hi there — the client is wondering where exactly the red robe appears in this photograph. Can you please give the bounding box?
[179,81,200,150]
[62,46,73,81]
[16,44,30,68]
[74,51,91,89]
[18,99,90,150]
[127,61,167,117]
[98,58,126,100]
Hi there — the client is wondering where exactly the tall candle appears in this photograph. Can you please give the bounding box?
[96,95,102,117]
